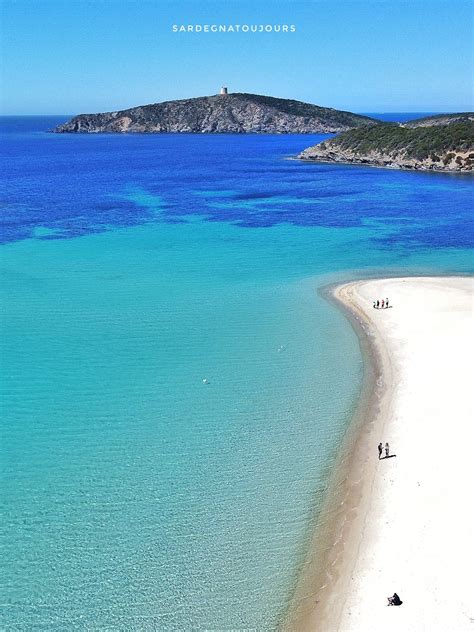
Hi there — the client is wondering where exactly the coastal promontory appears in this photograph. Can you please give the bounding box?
[53,93,378,134]
[299,114,474,171]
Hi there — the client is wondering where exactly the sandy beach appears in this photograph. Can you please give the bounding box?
[287,276,474,631]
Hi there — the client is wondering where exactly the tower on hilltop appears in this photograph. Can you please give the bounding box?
[220,86,228,95]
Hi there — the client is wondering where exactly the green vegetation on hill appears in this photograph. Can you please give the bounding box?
[404,112,474,128]
[54,93,378,134]
[319,121,474,162]
[231,93,378,126]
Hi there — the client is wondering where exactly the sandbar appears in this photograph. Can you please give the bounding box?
[285,276,474,631]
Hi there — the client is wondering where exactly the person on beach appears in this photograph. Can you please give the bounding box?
[385,442,390,457]
[387,592,402,606]
[373,301,376,309]
[378,442,383,459]
[381,299,385,308]
[376,300,380,308]
[385,298,389,308]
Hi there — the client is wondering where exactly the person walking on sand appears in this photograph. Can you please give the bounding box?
[385,442,390,457]
[381,299,385,308]
[373,301,376,309]
[378,442,383,459]
[385,298,389,308]
[376,300,380,308]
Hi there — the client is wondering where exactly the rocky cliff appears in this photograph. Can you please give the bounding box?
[53,93,378,134]
[299,117,474,172]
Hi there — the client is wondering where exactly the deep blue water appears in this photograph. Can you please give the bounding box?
[1,115,472,250]
[0,116,473,630]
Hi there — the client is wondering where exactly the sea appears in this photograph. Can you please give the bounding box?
[1,115,472,630]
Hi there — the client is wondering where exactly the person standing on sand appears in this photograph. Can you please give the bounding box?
[386,298,389,308]
[376,300,380,308]
[381,299,385,308]
[385,442,390,457]
[378,443,383,459]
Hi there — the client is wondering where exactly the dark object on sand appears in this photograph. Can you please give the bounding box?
[387,592,402,606]
[378,442,383,459]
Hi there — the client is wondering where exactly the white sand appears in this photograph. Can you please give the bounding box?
[319,276,474,632]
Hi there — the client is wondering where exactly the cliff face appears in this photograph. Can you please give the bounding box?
[53,93,378,134]
[299,145,473,171]
[299,119,474,172]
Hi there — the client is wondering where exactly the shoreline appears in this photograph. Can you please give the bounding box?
[282,278,391,630]
[296,157,473,174]
[284,275,474,631]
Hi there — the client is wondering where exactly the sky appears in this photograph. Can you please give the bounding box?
[1,0,473,115]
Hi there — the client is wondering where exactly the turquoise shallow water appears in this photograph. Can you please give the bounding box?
[1,118,473,630]
[2,222,366,630]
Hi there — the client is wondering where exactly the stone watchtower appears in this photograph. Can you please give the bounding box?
[220,86,228,95]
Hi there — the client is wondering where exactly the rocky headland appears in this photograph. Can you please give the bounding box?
[299,114,474,172]
[402,112,474,128]
[53,93,378,134]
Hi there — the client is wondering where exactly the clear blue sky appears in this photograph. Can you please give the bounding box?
[1,0,473,114]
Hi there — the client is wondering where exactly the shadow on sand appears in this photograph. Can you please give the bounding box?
[381,454,397,460]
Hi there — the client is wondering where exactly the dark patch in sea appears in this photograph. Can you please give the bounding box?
[232,191,288,201]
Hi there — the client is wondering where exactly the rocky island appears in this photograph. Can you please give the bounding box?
[299,113,474,172]
[53,92,377,134]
